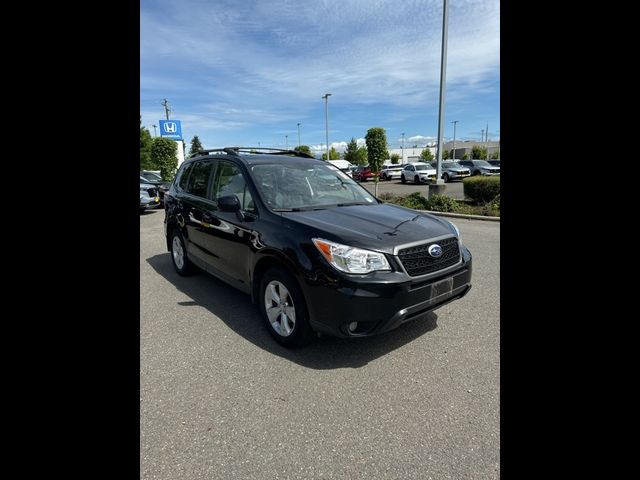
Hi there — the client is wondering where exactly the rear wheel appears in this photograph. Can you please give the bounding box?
[170,229,196,276]
[259,268,314,347]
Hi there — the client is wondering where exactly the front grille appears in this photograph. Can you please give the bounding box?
[397,237,460,277]
[147,188,157,197]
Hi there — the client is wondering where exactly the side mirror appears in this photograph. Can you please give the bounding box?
[218,195,245,221]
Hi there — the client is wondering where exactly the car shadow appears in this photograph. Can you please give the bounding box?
[146,253,438,370]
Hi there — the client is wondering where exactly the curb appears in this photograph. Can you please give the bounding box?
[417,209,500,222]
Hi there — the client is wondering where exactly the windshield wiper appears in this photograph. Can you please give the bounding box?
[272,206,327,212]
[335,202,372,207]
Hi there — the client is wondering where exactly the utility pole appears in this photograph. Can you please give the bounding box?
[152,124,157,137]
[297,123,301,147]
[451,120,458,159]
[322,93,332,160]
[161,99,171,120]
[485,122,489,142]
[434,0,450,188]
[401,133,405,163]
[285,135,288,150]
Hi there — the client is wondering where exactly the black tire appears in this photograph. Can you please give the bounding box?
[472,170,481,176]
[169,229,196,276]
[414,175,421,184]
[401,175,406,184]
[259,267,314,348]
[443,173,449,183]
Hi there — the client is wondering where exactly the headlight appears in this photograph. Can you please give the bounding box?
[449,221,461,243]
[312,238,391,274]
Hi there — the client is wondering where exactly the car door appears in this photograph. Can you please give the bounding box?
[181,160,218,267]
[202,159,259,291]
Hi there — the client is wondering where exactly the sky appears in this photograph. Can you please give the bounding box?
[140,0,499,156]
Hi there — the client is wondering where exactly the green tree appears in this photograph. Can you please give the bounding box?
[420,148,434,162]
[365,127,388,174]
[443,149,450,160]
[294,145,312,156]
[490,150,500,159]
[188,135,204,157]
[321,146,340,160]
[462,152,470,160]
[471,146,488,159]
[343,138,359,165]
[390,153,400,164]
[140,117,153,170]
[151,137,178,181]
[355,146,368,165]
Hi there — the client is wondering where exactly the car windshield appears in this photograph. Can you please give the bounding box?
[251,163,378,211]
[142,172,162,181]
[474,160,492,167]
[414,164,432,171]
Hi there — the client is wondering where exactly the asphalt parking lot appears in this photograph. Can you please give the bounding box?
[140,208,500,479]
[359,179,466,199]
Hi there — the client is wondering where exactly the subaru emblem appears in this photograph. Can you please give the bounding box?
[428,244,443,258]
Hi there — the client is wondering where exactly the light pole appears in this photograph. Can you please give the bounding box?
[285,135,288,150]
[297,123,301,147]
[401,133,405,163]
[451,120,458,159]
[322,93,332,160]
[152,124,157,137]
[434,0,450,187]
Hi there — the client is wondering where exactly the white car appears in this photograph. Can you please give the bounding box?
[380,164,404,181]
[400,162,437,184]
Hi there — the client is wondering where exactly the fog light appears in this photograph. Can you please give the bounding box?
[348,322,358,332]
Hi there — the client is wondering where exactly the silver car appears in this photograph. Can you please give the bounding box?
[430,161,471,183]
[140,177,160,212]
[458,160,500,176]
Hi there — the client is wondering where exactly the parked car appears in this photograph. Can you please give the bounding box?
[140,178,160,213]
[380,164,404,181]
[164,147,472,347]
[140,170,171,204]
[429,161,471,183]
[458,160,500,176]
[400,162,437,184]
[352,165,380,182]
[328,160,354,177]
[487,160,500,167]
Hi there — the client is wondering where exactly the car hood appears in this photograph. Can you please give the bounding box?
[445,167,469,172]
[417,169,437,175]
[480,166,500,171]
[280,203,455,254]
[140,182,156,189]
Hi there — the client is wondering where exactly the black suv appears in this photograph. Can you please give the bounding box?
[164,147,472,347]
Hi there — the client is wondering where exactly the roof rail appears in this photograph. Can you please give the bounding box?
[190,147,315,159]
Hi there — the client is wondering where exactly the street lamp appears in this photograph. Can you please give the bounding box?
[152,124,157,137]
[451,120,458,159]
[434,0,450,187]
[401,133,405,163]
[285,135,288,149]
[297,123,301,147]
[322,93,332,160]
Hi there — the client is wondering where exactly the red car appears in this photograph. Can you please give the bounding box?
[353,165,380,182]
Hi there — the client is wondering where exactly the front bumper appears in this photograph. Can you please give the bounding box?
[140,197,160,209]
[301,246,472,338]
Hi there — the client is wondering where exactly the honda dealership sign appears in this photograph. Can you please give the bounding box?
[159,120,183,140]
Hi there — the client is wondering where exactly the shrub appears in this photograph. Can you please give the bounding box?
[425,194,459,212]
[490,193,500,211]
[396,192,430,210]
[377,192,397,201]
[463,176,500,203]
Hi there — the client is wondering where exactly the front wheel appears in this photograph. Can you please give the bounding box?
[443,173,449,183]
[414,175,421,184]
[401,175,406,184]
[259,268,314,347]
